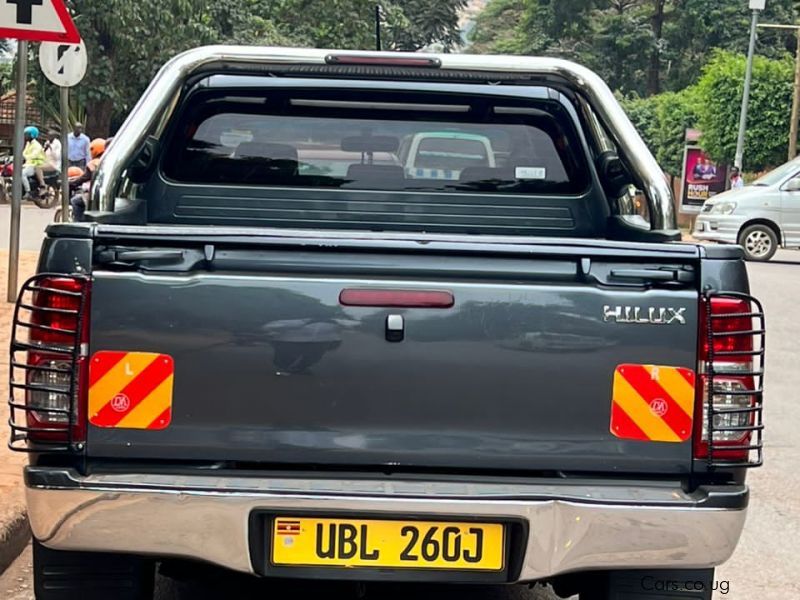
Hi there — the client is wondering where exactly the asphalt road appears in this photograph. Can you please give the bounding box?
[0,546,555,600]
[1,249,799,599]
[0,205,57,252]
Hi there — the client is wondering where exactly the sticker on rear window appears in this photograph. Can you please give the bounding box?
[515,166,547,180]
[610,364,695,443]
[89,351,174,430]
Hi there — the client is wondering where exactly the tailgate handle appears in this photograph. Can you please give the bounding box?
[115,250,185,262]
[386,314,405,342]
[609,268,694,284]
[97,249,185,265]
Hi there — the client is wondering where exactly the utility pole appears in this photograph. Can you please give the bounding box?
[60,86,70,221]
[7,40,27,303]
[759,23,800,160]
[735,1,766,170]
[375,4,382,51]
[791,29,800,160]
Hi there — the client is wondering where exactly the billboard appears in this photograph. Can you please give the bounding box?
[680,146,728,214]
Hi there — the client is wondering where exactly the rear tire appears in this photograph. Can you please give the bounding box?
[33,539,155,600]
[738,224,778,261]
[32,186,59,209]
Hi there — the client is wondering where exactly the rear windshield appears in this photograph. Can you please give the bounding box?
[412,137,490,170]
[163,89,589,195]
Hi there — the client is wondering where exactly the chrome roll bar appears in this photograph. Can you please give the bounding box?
[93,46,676,231]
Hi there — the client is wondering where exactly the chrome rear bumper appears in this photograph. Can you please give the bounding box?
[692,214,746,244]
[26,468,747,582]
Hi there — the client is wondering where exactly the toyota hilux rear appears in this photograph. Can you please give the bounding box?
[9,47,764,600]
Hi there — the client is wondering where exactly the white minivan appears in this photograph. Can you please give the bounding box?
[693,156,800,261]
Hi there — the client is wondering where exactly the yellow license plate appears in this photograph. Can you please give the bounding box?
[271,517,505,571]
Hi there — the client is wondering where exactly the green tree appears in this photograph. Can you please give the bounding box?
[663,0,797,92]
[621,88,701,179]
[592,4,653,94]
[58,0,471,135]
[694,50,795,171]
[266,0,467,51]
[470,0,527,54]
[470,1,657,94]
[1,39,14,96]
[263,0,378,49]
[0,62,12,97]
[62,0,252,135]
[471,0,598,57]
[468,0,800,96]
[652,89,699,177]
[619,93,660,153]
[384,0,468,51]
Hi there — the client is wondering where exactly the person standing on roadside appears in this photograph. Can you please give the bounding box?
[730,167,745,190]
[67,122,91,169]
[43,130,62,175]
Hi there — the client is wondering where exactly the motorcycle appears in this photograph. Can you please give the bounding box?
[0,156,11,204]
[53,167,85,222]
[0,156,61,209]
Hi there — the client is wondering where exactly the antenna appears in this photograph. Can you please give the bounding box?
[375,4,382,51]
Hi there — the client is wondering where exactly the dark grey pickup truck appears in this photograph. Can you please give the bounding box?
[9,47,765,600]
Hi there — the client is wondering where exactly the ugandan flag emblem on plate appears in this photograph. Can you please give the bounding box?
[611,364,696,443]
[88,351,175,430]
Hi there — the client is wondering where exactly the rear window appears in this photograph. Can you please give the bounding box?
[163,89,589,195]
[412,137,489,170]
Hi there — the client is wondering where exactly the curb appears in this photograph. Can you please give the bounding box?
[0,511,30,575]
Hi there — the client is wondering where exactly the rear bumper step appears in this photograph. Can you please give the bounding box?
[26,468,747,582]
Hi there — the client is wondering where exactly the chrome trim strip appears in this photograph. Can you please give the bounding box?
[93,46,675,231]
[91,224,699,255]
[27,472,744,580]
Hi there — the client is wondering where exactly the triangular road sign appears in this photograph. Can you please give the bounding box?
[0,0,80,44]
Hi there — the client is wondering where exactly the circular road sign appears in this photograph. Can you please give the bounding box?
[39,39,88,88]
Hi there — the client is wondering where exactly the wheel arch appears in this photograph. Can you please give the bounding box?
[738,218,783,246]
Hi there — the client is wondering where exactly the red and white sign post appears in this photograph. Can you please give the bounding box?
[0,0,80,43]
[1,0,80,302]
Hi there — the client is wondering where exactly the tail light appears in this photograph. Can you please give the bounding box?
[340,288,454,308]
[9,275,90,451]
[694,293,765,467]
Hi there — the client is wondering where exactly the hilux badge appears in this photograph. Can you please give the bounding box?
[603,306,687,325]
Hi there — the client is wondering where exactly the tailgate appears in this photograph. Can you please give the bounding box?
[86,241,700,474]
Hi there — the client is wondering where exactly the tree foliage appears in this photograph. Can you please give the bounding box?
[63,0,246,135]
[622,89,700,177]
[618,93,660,154]
[471,0,799,96]
[384,0,468,51]
[665,0,796,91]
[0,62,12,97]
[19,0,800,172]
[469,0,529,54]
[652,89,699,176]
[621,50,795,174]
[694,50,795,171]
[52,0,467,135]
[473,1,800,172]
